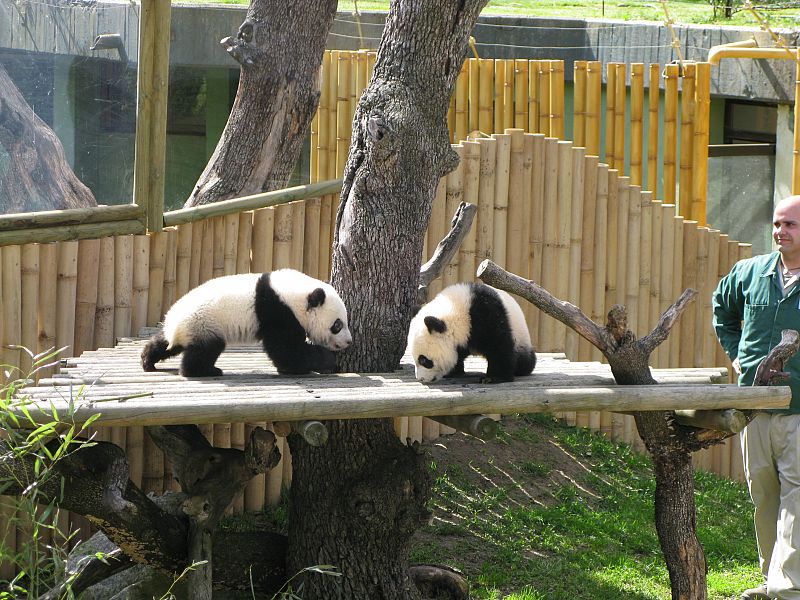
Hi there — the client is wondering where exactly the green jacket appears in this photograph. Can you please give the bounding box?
[712,251,800,412]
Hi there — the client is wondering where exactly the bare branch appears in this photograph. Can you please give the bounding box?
[638,288,698,355]
[754,329,800,386]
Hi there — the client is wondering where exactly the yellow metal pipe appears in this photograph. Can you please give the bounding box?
[708,44,797,65]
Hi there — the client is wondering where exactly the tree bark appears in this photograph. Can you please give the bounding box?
[288,2,488,598]
[0,64,96,214]
[183,0,337,207]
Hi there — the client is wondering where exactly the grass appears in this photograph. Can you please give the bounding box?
[410,413,761,600]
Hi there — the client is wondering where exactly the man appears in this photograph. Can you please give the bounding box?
[713,194,800,600]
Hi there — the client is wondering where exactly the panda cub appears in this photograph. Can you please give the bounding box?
[408,282,536,384]
[141,269,352,377]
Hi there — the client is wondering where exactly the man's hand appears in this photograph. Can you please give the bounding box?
[732,358,741,375]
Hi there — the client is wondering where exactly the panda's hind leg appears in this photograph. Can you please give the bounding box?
[515,347,537,376]
[180,336,226,377]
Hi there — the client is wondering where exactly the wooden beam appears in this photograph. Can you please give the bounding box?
[0,219,145,247]
[0,204,143,232]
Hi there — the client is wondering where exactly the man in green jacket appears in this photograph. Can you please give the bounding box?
[713,194,800,600]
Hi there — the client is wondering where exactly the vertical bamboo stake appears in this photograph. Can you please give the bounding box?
[592,163,609,366]
[175,223,193,299]
[223,214,239,276]
[304,197,321,278]
[528,60,541,134]
[704,229,721,366]
[188,221,203,290]
[692,227,710,370]
[625,186,642,336]
[604,170,620,313]
[554,141,573,355]
[528,134,546,338]
[679,63,696,218]
[38,243,58,378]
[605,63,617,168]
[468,58,480,134]
[630,64,645,186]
[459,141,480,282]
[659,205,676,368]
[566,146,585,362]
[573,61,588,148]
[426,178,448,298]
[615,177,630,307]
[614,63,627,176]
[74,239,100,357]
[56,241,79,360]
[579,155,598,362]
[131,235,150,338]
[494,60,506,135]
[273,205,292,269]
[648,63,661,195]
[199,220,214,284]
[506,129,526,276]
[318,53,335,277]
[479,59,494,135]
[638,191,652,335]
[2,246,21,374]
[679,221,699,368]
[114,236,133,339]
[521,134,535,284]
[550,60,565,140]
[540,137,560,352]
[162,229,177,316]
[586,61,602,157]
[539,61,552,137]
[212,216,226,279]
[94,237,115,350]
[444,145,464,288]
[237,212,254,275]
[20,244,39,375]
[514,59,529,131]
[663,64,680,206]
[691,62,711,226]
[503,60,515,132]
[252,208,275,274]
[669,215,685,367]
[492,133,511,267]
[146,232,167,327]
[648,200,663,365]
[290,202,306,270]
[454,61,469,143]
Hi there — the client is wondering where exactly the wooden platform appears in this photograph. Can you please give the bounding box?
[10,337,791,427]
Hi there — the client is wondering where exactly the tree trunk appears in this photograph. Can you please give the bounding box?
[184,0,337,207]
[0,64,96,214]
[288,2,488,598]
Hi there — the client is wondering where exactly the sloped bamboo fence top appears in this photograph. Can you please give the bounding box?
[12,338,790,428]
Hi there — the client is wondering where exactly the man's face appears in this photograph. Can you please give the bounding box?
[773,199,800,257]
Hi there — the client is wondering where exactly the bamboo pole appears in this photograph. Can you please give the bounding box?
[2,246,21,375]
[514,59,529,131]
[625,186,642,335]
[658,205,676,368]
[131,235,150,338]
[648,63,661,195]
[679,221,699,368]
[704,229,721,366]
[237,212,253,275]
[663,64,680,205]
[444,145,465,288]
[540,137,560,352]
[503,60,515,132]
[290,202,306,271]
[188,221,203,290]
[539,61,552,137]
[521,134,534,284]
[573,61,588,148]
[679,63,696,218]
[74,239,100,357]
[112,236,134,339]
[630,64,645,186]
[20,244,39,376]
[318,53,335,278]
[592,164,609,364]
[493,133,510,267]
[555,141,573,354]
[459,141,480,282]
[454,60,469,143]
[468,58,480,134]
[494,60,506,135]
[162,229,177,317]
[56,241,79,360]
[670,215,685,367]
[614,63,627,176]
[506,129,526,277]
[94,238,115,349]
[586,61,602,157]
[199,220,214,284]
[638,191,652,336]
[691,62,711,226]
[648,200,663,366]
[426,178,448,298]
[528,134,546,338]
[693,227,710,369]
[604,170,620,313]
[223,214,239,276]
[212,216,225,279]
[566,146,585,361]
[551,60,565,140]
[37,243,58,378]
[605,63,618,168]
[303,196,321,278]
[528,60,541,135]
[176,223,192,299]
[273,205,292,269]
[146,232,167,327]
[479,59,494,135]
[252,207,275,274]
[615,177,630,307]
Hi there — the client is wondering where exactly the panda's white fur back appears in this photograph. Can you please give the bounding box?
[494,288,533,350]
[163,273,262,348]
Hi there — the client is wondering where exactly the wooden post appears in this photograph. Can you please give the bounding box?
[131,236,150,337]
[478,59,494,135]
[506,129,527,278]
[604,169,620,313]
[514,59,529,131]
[605,63,617,168]
[528,134,546,337]
[492,133,510,267]
[586,61,602,157]
[614,63,627,176]
[223,214,239,276]
[648,200,663,366]
[663,64,679,205]
[638,192,653,336]
[444,145,464,288]
[555,141,573,354]
[459,141,480,282]
[476,137,497,266]
[252,208,275,274]
[426,179,448,298]
[550,60,565,140]
[679,63,696,218]
[679,221,699,368]
[658,205,676,368]
[539,61,552,137]
[573,61,587,148]
[20,244,39,376]
[528,60,541,135]
[625,186,642,335]
[567,146,585,361]
[493,60,506,135]
[540,138,559,352]
[630,64,645,186]
[146,232,167,327]
[592,163,609,364]
[648,63,661,195]
[2,246,21,375]
[56,241,79,361]
[37,243,58,378]
[670,215,685,367]
[616,177,631,307]
[691,62,711,225]
[74,239,100,356]
[237,212,253,275]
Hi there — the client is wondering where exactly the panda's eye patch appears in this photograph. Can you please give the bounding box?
[330,319,343,334]
[418,355,434,369]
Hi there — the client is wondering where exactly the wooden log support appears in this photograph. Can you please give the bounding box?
[273,420,329,447]
[673,409,748,433]
[428,414,499,439]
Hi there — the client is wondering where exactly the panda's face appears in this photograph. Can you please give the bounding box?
[304,287,352,351]
[408,315,458,383]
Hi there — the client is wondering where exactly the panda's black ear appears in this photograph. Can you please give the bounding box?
[424,316,447,334]
[307,288,326,309]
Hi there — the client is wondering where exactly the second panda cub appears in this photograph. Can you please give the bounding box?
[408,282,536,384]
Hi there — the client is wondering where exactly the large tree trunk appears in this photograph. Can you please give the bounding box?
[287,2,488,598]
[184,0,337,207]
[0,64,96,214]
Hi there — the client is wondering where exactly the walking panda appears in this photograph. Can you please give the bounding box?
[407,282,536,384]
[141,269,352,377]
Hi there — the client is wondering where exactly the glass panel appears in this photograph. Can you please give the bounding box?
[707,153,774,255]
[0,0,139,215]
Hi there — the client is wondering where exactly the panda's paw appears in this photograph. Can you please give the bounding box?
[314,348,339,374]
[181,366,223,378]
[480,375,513,384]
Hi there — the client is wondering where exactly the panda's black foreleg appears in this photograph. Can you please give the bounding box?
[483,350,516,384]
[141,332,184,372]
[515,348,537,376]
[180,336,226,377]
[264,339,338,375]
